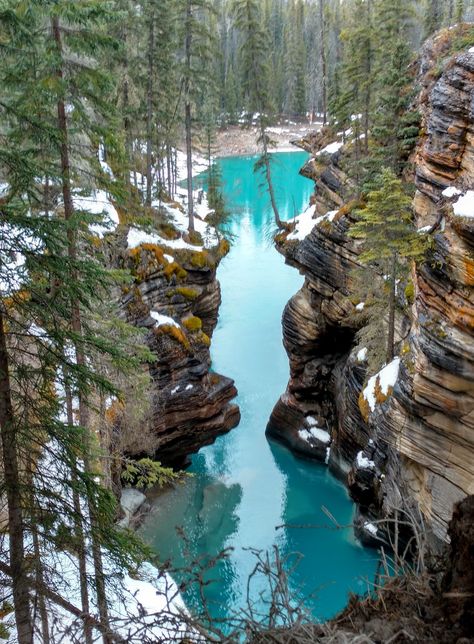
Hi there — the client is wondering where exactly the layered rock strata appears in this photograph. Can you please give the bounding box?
[110,229,240,469]
[268,37,474,543]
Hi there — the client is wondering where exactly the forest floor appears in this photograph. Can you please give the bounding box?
[214,121,323,157]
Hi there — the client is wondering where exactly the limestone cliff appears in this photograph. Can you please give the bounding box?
[107,218,240,470]
[268,35,474,543]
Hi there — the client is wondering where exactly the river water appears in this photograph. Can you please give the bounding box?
[140,151,378,625]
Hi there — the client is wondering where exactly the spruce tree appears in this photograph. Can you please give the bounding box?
[179,0,215,232]
[232,0,284,229]
[372,0,420,175]
[350,168,427,362]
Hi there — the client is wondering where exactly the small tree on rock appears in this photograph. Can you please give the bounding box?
[350,168,428,364]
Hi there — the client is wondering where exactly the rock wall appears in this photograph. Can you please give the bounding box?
[268,38,474,543]
[109,229,240,469]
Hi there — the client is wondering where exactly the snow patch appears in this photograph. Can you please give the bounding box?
[299,418,331,445]
[356,302,365,311]
[357,347,368,363]
[356,451,375,470]
[417,225,432,234]
[287,207,338,242]
[362,357,401,412]
[364,522,378,536]
[151,311,180,329]
[316,140,344,156]
[73,190,119,238]
[442,186,462,198]
[453,190,474,218]
[127,226,204,252]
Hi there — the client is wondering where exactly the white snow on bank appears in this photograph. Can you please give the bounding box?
[362,357,401,412]
[442,186,462,198]
[316,140,344,156]
[469,47,474,53]
[417,225,432,234]
[161,199,219,249]
[452,190,474,218]
[364,522,378,536]
[127,226,204,252]
[356,451,375,470]
[151,311,180,329]
[73,190,119,238]
[287,206,338,242]
[299,417,332,445]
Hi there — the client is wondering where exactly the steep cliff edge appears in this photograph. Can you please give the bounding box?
[105,209,240,471]
[268,36,474,543]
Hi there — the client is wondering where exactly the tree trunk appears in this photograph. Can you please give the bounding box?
[145,14,154,207]
[387,253,397,363]
[185,0,194,232]
[64,375,93,644]
[0,311,33,644]
[319,0,328,125]
[52,17,111,644]
[26,461,50,644]
[260,122,283,230]
[363,0,372,155]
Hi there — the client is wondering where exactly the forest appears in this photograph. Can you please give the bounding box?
[0,0,473,642]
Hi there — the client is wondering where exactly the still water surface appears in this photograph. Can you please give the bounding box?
[140,152,379,623]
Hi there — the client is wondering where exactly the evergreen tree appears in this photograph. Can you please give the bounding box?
[179,0,215,233]
[372,0,420,175]
[424,0,443,37]
[232,0,284,229]
[350,169,427,362]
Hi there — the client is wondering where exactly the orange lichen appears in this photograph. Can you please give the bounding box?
[105,400,125,425]
[154,324,191,351]
[168,287,199,300]
[163,261,188,281]
[218,238,231,258]
[183,315,202,332]
[358,391,370,423]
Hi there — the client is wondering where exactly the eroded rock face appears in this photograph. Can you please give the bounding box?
[380,46,474,540]
[269,39,474,543]
[112,234,240,468]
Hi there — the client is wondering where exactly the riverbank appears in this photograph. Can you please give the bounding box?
[214,122,323,157]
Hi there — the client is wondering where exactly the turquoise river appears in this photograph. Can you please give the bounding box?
[140,151,379,624]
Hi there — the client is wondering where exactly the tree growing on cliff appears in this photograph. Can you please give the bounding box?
[232,0,284,230]
[350,168,427,364]
[371,0,420,175]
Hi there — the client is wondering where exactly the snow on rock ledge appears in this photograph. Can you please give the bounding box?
[287,205,338,242]
[362,358,401,412]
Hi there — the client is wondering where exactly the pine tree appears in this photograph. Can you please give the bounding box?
[372,0,420,175]
[350,168,427,362]
[232,0,284,229]
[0,2,150,641]
[179,0,215,233]
[424,0,443,37]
